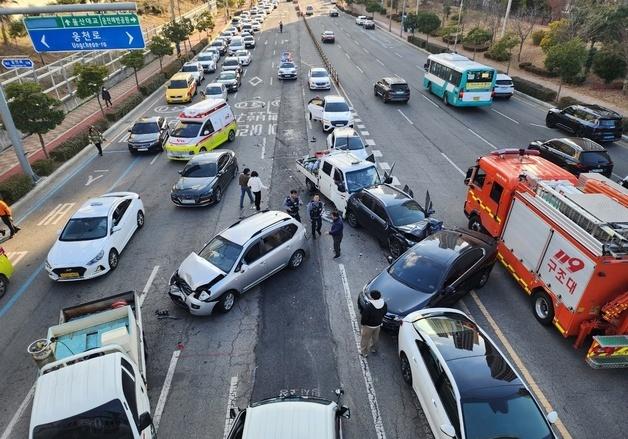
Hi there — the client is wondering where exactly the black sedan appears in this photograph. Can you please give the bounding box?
[358,229,497,330]
[216,70,241,92]
[545,104,623,143]
[346,184,443,258]
[127,116,168,153]
[528,137,613,177]
[170,150,238,206]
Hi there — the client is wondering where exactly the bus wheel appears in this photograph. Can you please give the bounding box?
[228,130,236,142]
[532,290,554,326]
[442,92,449,106]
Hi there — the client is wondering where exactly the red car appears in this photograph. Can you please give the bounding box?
[321,31,335,43]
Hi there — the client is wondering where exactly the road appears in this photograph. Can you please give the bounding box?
[0,2,626,439]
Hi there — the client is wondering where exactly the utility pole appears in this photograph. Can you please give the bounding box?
[0,86,37,183]
[400,0,407,37]
[452,0,464,52]
[388,0,393,32]
[500,0,513,39]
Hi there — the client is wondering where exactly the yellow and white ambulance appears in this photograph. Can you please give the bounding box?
[164,98,238,160]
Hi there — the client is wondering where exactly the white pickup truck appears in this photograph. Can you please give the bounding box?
[28,291,154,439]
[296,151,390,215]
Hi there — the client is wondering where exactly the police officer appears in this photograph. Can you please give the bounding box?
[307,194,324,239]
[284,190,302,222]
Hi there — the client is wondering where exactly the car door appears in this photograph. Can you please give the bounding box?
[441,249,484,303]
[158,117,168,144]
[359,196,387,240]
[540,140,562,165]
[327,131,335,149]
[308,97,324,120]
[237,240,269,291]
[110,199,132,251]
[553,141,577,171]
[200,119,215,149]
[216,153,230,190]
[260,224,299,272]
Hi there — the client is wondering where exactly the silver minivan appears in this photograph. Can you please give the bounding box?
[169,211,307,315]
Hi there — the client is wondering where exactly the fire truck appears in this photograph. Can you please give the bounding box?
[463,149,628,368]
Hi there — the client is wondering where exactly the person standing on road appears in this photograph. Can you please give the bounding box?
[283,190,302,222]
[101,87,113,108]
[88,126,104,156]
[0,199,20,238]
[307,194,323,239]
[279,21,283,33]
[238,168,254,209]
[328,210,343,258]
[248,171,267,212]
[359,290,387,357]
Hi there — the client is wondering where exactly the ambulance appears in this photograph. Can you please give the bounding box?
[463,149,628,368]
[165,98,237,160]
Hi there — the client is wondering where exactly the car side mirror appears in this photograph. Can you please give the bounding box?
[237,263,248,273]
[337,183,346,193]
[547,411,558,424]
[386,255,394,264]
[338,405,351,419]
[203,130,210,135]
[178,170,182,175]
[229,408,239,419]
[127,128,132,132]
[138,412,153,431]
[440,424,456,438]
[111,225,122,234]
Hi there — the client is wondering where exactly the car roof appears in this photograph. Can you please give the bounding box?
[183,61,200,66]
[323,30,334,34]
[411,229,491,264]
[134,116,161,124]
[324,95,346,103]
[206,82,225,88]
[73,194,130,218]
[332,127,357,137]
[363,184,411,205]
[575,104,622,119]
[550,137,607,152]
[496,73,512,80]
[187,149,232,164]
[221,211,294,246]
[170,72,193,80]
[382,77,407,84]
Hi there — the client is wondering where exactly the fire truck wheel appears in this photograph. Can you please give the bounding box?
[468,215,484,233]
[532,290,554,326]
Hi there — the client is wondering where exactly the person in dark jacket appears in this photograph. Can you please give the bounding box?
[328,210,343,258]
[359,290,387,357]
[307,194,323,239]
[283,190,302,222]
[238,168,254,209]
[101,87,113,107]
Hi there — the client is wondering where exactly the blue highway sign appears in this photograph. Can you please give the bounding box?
[1,58,34,69]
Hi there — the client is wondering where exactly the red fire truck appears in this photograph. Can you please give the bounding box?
[464,149,628,368]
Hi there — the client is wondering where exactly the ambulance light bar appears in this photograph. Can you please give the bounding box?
[178,99,227,119]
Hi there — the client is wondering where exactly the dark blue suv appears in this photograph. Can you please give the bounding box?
[545,104,623,143]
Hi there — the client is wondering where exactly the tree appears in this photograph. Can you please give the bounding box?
[195,11,215,38]
[464,27,492,59]
[74,63,108,116]
[8,19,26,43]
[544,38,587,99]
[443,2,451,22]
[366,1,384,14]
[5,82,65,159]
[404,12,417,34]
[512,6,538,62]
[162,18,194,56]
[120,50,145,87]
[148,36,173,72]
[592,46,627,85]
[540,19,571,54]
[416,11,441,45]
[0,0,16,45]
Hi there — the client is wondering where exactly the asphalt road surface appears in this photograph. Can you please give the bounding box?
[0,2,626,439]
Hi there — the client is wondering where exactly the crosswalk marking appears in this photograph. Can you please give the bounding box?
[372,149,382,158]
[37,203,75,226]
[379,162,391,171]
[365,139,376,146]
[360,130,370,136]
[6,251,27,266]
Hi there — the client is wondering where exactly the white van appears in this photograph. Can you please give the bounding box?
[164,99,238,160]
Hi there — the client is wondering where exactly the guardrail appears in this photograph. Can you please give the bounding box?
[301,14,339,86]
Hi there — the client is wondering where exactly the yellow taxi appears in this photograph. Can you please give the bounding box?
[0,247,14,298]
[166,72,197,104]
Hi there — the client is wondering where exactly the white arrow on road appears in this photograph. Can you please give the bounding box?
[40,35,49,49]
[126,32,133,45]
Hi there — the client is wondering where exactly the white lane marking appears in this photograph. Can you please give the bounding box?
[397,109,414,125]
[222,376,239,439]
[354,40,360,46]
[273,49,276,56]
[154,349,182,431]
[356,65,364,74]
[6,251,27,266]
[440,152,465,176]
[372,149,382,157]
[338,264,387,439]
[491,108,520,124]
[360,130,370,136]
[376,58,384,66]
[390,176,401,186]
[338,43,343,49]
[37,202,75,226]
[421,94,439,108]
[468,128,497,149]
[243,69,248,78]
[150,153,161,165]
[379,162,391,171]
[270,77,273,85]
[271,62,275,68]
[85,173,105,186]
[274,39,277,46]
[469,291,572,439]
[354,117,362,123]
[0,383,35,439]
[394,51,402,58]
[264,40,268,45]
[365,139,376,146]
[307,117,313,130]
[139,265,160,308]
[530,123,549,128]
[357,124,366,129]
[363,47,370,54]
[345,52,351,59]
[416,64,425,72]
[261,137,266,159]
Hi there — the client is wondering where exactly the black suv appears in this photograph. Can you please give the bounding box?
[528,137,614,177]
[345,184,443,258]
[127,116,168,153]
[374,77,410,103]
[545,104,623,143]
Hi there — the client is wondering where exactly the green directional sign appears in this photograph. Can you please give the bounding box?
[25,14,140,30]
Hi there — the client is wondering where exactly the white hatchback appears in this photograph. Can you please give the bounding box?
[203,82,228,101]
[326,127,368,160]
[236,49,252,66]
[45,192,144,281]
[308,95,354,131]
[308,67,331,90]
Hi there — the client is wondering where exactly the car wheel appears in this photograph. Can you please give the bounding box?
[108,249,119,271]
[476,266,492,288]
[545,115,556,128]
[129,148,137,155]
[305,178,316,193]
[575,127,585,137]
[136,210,145,229]
[0,275,8,299]
[532,290,554,325]
[309,112,312,120]
[388,237,403,259]
[442,91,449,105]
[288,250,305,269]
[217,290,237,313]
[374,87,378,97]
[199,147,207,153]
[400,352,412,386]
[468,214,484,233]
[228,130,236,142]
[346,210,359,228]
[214,187,222,203]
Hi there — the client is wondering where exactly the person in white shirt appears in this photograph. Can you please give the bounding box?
[247,170,268,211]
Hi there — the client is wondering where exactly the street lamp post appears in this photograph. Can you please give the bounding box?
[400,0,407,37]
[452,0,464,52]
[500,0,513,39]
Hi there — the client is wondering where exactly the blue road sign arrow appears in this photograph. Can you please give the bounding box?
[26,25,145,53]
[1,58,34,69]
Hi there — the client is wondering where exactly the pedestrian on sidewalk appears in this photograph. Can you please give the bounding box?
[0,199,20,238]
[101,87,113,108]
[328,210,343,258]
[88,126,104,156]
[247,171,267,212]
[283,190,302,222]
[307,194,323,239]
[359,290,387,357]
[239,168,254,209]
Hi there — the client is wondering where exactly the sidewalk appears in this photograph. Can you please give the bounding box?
[347,4,626,116]
[0,15,228,182]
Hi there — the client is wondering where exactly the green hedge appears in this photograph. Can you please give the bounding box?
[31,159,58,176]
[484,50,510,61]
[0,174,34,204]
[407,35,447,54]
[512,76,557,102]
[139,73,166,96]
[556,96,585,109]
[106,92,145,122]
[519,62,558,78]
[531,30,545,46]
[462,42,490,52]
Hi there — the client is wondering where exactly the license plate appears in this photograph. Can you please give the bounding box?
[60,272,79,279]
[592,168,603,172]
[137,148,148,152]
[181,199,196,204]
[473,96,480,101]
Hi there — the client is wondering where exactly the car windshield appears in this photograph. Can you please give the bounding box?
[131,122,159,134]
[462,387,553,439]
[181,65,198,72]
[172,121,202,138]
[236,50,248,56]
[391,83,408,91]
[495,79,513,85]
[280,62,295,69]
[198,55,213,62]
[345,166,380,193]
[311,70,328,77]
[32,399,133,439]
[598,118,619,128]
[211,41,223,46]
[182,162,217,178]
[60,217,108,241]
[168,79,188,89]
[224,59,239,66]
[388,249,445,293]
[205,86,223,94]
[335,136,364,151]
[580,151,612,165]
[198,235,243,273]
[325,101,350,112]
[388,200,426,226]
[219,72,236,80]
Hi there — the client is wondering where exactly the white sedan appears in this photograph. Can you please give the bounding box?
[45,192,144,281]
[308,67,331,90]
[251,21,262,32]
[236,49,252,66]
[355,15,366,25]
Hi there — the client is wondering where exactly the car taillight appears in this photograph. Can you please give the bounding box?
[459,90,464,99]
[0,247,4,256]
[491,90,495,97]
